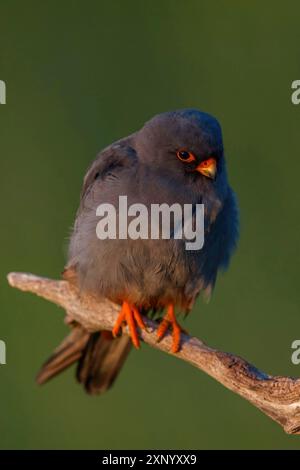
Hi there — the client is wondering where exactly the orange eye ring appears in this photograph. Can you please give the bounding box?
[176,150,196,163]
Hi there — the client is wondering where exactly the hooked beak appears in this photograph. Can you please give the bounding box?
[196,158,217,180]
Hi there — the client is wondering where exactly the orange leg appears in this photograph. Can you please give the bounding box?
[112,301,146,349]
[157,304,184,353]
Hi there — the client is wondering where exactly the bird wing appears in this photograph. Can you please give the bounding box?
[80,139,138,201]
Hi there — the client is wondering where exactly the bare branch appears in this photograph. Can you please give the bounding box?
[7,271,300,435]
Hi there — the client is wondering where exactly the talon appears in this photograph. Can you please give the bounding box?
[112,301,146,349]
[157,318,170,342]
[132,306,146,330]
[112,308,126,338]
[156,304,184,353]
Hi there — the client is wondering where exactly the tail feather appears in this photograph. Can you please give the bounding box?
[36,326,90,385]
[77,331,131,394]
[36,326,131,394]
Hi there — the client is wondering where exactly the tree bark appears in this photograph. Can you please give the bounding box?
[7,271,300,435]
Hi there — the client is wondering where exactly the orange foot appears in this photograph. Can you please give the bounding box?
[157,304,185,353]
[112,301,146,349]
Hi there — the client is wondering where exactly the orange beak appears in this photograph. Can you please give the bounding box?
[196,158,217,179]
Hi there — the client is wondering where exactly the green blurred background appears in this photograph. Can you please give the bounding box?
[0,0,300,450]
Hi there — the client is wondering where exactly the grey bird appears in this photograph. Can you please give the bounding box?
[37,109,239,394]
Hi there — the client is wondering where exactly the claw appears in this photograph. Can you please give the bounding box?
[112,301,146,349]
[157,304,185,353]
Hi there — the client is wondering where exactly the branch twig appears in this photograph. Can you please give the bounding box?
[7,271,300,435]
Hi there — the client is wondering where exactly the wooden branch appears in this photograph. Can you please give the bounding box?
[7,271,300,435]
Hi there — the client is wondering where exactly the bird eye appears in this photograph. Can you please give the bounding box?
[176,150,196,163]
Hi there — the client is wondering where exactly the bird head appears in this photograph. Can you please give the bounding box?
[135,109,227,192]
